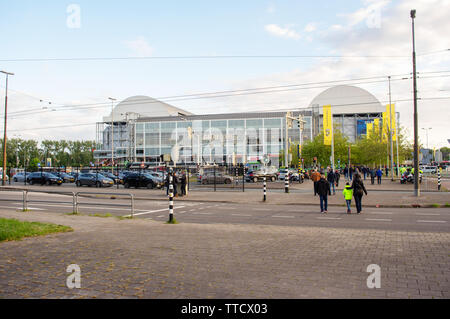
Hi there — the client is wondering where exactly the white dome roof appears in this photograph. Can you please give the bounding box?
[103,95,193,122]
[309,85,384,114]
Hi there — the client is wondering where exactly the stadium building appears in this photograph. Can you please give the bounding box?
[94,85,398,167]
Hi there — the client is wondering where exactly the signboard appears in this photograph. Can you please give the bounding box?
[140,162,145,168]
[323,105,333,146]
[46,158,52,167]
[163,154,171,162]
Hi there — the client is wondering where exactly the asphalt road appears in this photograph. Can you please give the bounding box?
[0,191,449,233]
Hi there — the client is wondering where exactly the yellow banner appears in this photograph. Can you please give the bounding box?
[388,104,397,141]
[382,111,388,142]
[374,118,380,139]
[366,122,374,139]
[323,105,333,146]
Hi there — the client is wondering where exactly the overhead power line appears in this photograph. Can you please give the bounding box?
[7,96,450,133]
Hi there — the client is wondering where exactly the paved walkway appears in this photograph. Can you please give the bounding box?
[0,210,449,299]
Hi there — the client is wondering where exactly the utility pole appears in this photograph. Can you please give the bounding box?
[411,10,420,196]
[388,76,395,181]
[108,97,116,174]
[396,112,400,177]
[1,71,14,186]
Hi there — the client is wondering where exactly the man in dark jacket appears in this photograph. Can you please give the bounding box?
[180,172,187,197]
[335,169,341,187]
[350,174,368,214]
[370,168,376,185]
[317,174,331,214]
[327,168,336,195]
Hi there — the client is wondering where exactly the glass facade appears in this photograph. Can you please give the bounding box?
[95,113,314,167]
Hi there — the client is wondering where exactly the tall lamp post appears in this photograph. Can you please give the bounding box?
[411,9,420,197]
[1,71,14,186]
[421,127,432,150]
[108,97,116,174]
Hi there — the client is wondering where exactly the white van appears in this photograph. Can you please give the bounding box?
[421,166,437,174]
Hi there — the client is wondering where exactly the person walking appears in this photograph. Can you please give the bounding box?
[342,182,353,214]
[349,166,354,181]
[317,174,331,214]
[180,171,187,197]
[311,169,321,196]
[344,165,349,181]
[335,169,341,187]
[370,167,376,185]
[362,166,367,180]
[327,168,336,195]
[376,167,383,185]
[350,174,368,214]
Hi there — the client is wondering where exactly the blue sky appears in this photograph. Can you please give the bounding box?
[0,0,449,147]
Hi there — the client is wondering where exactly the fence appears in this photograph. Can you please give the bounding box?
[0,188,135,217]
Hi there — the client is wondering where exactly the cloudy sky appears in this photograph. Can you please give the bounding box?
[0,0,449,148]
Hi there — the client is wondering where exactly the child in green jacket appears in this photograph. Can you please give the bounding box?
[342,182,353,214]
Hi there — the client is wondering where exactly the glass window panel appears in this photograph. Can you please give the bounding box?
[136,123,144,133]
[211,120,227,128]
[145,122,160,131]
[264,118,282,128]
[246,119,263,128]
[136,133,144,147]
[228,119,244,128]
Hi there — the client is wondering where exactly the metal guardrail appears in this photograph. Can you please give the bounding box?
[0,188,135,218]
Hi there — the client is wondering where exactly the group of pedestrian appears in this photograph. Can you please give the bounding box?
[165,170,188,197]
[312,168,368,215]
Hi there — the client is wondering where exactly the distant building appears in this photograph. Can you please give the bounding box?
[94,85,394,167]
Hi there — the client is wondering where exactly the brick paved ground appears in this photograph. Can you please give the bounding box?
[0,210,449,299]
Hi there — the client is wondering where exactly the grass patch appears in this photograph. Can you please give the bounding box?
[88,213,113,218]
[445,203,450,208]
[116,216,133,220]
[0,218,73,242]
[431,203,441,208]
[66,212,80,216]
[166,218,179,224]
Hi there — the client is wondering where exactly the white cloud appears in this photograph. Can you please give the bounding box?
[226,0,450,148]
[266,4,275,14]
[265,24,301,40]
[304,23,317,33]
[124,36,154,57]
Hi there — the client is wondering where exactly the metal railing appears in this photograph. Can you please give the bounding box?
[0,188,135,218]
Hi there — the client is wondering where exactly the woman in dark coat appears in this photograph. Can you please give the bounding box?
[350,174,368,214]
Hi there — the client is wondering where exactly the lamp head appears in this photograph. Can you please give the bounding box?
[410,9,416,19]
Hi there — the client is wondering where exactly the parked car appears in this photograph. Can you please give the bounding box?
[101,172,123,184]
[0,173,9,182]
[245,170,277,183]
[13,172,26,182]
[123,173,160,189]
[27,172,63,186]
[278,168,290,180]
[201,173,234,184]
[420,166,437,174]
[76,173,114,187]
[52,172,75,183]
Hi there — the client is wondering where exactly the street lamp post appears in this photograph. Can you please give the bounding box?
[411,9,420,197]
[108,97,116,174]
[421,127,432,150]
[1,71,14,186]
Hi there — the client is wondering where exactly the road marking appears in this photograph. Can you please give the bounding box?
[252,208,272,211]
[415,213,441,216]
[317,217,342,220]
[367,212,393,215]
[365,218,392,222]
[232,214,252,217]
[417,220,447,223]
[272,215,295,218]
[193,212,213,215]
[157,215,165,218]
[123,206,186,217]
